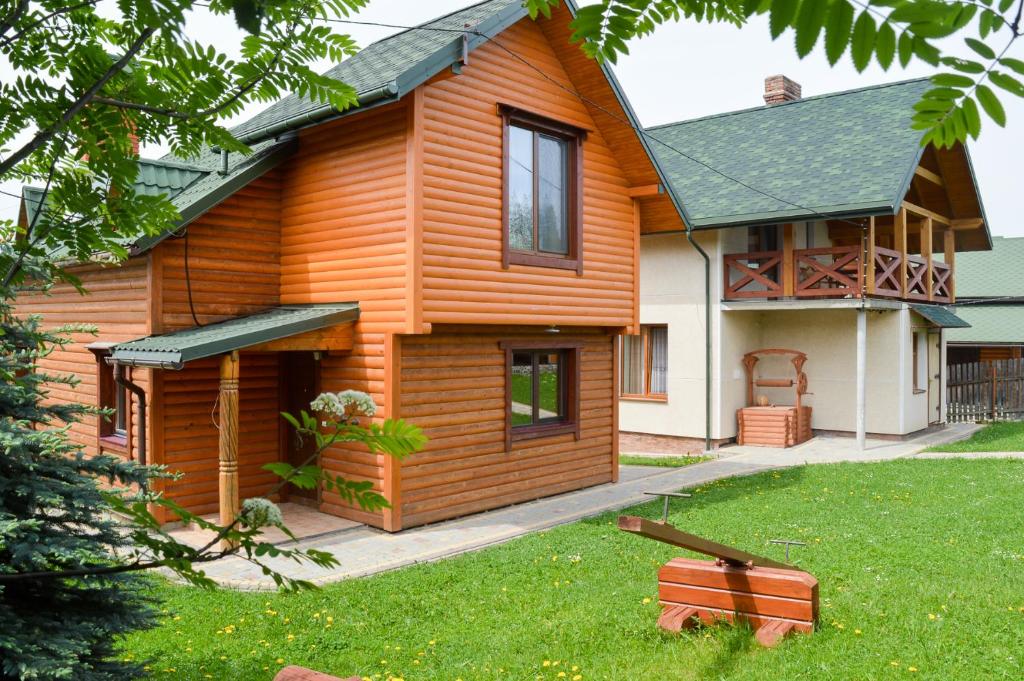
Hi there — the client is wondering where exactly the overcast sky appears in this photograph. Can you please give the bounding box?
[3,0,1021,236]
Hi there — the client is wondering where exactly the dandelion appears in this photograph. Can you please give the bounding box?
[908,667,918,673]
[276,658,285,665]
[854,629,862,635]
[574,676,583,681]
[928,613,937,620]
[543,660,552,667]
[642,597,652,605]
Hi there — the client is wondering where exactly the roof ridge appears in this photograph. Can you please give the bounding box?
[358,0,501,49]
[646,76,933,132]
[136,157,207,173]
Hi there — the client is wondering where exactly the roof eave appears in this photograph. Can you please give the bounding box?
[687,202,897,230]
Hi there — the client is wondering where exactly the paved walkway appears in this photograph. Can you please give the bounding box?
[175,422,996,590]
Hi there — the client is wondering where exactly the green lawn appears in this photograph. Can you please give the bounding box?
[124,460,1024,680]
[926,421,1024,452]
[619,454,710,467]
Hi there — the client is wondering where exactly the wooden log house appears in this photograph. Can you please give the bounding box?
[15,0,688,532]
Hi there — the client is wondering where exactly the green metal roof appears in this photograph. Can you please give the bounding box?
[230,0,527,143]
[647,79,933,229]
[110,304,359,369]
[946,304,1024,344]
[911,303,971,329]
[953,236,1024,298]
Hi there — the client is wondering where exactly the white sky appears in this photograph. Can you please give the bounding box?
[3,0,1021,235]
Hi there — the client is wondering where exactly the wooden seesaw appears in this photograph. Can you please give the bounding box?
[619,510,819,647]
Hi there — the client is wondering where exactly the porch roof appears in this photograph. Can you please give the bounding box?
[109,304,359,369]
[910,303,971,329]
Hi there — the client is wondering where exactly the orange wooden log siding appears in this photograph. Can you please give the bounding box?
[12,14,654,531]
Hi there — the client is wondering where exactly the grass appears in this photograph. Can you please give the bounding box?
[618,454,710,467]
[123,460,1024,680]
[926,421,1024,452]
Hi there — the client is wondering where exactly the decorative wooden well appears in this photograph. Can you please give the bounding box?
[737,349,811,447]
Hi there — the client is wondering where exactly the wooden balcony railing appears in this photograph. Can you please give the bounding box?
[723,250,783,299]
[794,246,862,298]
[723,245,954,303]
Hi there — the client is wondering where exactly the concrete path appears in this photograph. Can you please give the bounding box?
[179,422,993,590]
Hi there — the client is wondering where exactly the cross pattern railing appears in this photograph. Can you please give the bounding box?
[932,261,952,303]
[722,244,953,303]
[871,246,903,297]
[723,250,782,299]
[794,246,862,298]
[905,256,929,300]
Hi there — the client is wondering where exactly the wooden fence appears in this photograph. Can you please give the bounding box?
[947,359,1024,422]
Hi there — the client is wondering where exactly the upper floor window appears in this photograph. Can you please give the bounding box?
[500,105,584,273]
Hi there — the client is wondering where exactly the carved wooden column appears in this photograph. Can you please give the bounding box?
[219,351,240,550]
[865,217,876,295]
[782,223,795,297]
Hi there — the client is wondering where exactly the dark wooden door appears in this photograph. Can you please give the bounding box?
[280,352,321,504]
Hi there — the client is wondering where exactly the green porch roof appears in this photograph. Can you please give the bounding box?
[911,303,970,329]
[946,304,1024,344]
[953,236,1024,298]
[647,79,933,229]
[110,304,359,369]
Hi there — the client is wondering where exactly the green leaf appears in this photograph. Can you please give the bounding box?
[825,0,855,65]
[1000,57,1024,76]
[794,0,828,56]
[875,22,895,69]
[975,84,1006,126]
[850,11,876,72]
[898,30,913,67]
[990,70,1024,97]
[931,73,975,89]
[769,0,799,38]
[965,37,996,60]
[961,96,982,138]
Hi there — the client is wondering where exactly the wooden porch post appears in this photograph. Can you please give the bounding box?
[895,207,908,298]
[219,351,240,550]
[865,217,876,295]
[782,223,795,297]
[856,308,867,450]
[921,216,933,301]
[944,227,956,302]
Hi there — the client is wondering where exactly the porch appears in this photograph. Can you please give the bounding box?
[722,204,971,304]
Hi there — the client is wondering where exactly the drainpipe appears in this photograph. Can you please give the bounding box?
[113,362,147,468]
[685,228,713,453]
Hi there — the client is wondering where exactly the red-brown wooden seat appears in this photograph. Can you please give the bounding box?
[273,666,360,681]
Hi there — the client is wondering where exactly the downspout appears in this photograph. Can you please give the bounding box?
[685,228,713,452]
[113,362,147,468]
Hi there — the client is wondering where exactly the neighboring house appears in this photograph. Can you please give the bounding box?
[620,76,989,447]
[946,236,1024,363]
[16,0,688,531]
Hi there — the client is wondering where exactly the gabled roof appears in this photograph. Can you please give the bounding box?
[110,303,359,369]
[953,236,1024,298]
[646,79,935,229]
[230,0,527,143]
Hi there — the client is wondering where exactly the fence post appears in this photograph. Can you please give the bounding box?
[991,363,997,421]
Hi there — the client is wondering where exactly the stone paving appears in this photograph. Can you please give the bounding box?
[171,422,995,590]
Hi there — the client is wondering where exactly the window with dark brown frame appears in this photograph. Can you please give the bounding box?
[500,105,584,274]
[501,340,582,449]
[96,353,129,444]
[621,325,668,400]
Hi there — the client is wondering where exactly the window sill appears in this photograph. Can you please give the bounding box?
[508,251,581,273]
[99,435,128,453]
[620,394,668,403]
[912,389,927,395]
[511,422,578,443]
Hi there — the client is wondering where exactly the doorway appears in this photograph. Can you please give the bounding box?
[280,352,322,505]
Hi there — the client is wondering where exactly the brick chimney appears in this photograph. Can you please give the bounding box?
[763,75,802,105]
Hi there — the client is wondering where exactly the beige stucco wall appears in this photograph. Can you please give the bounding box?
[620,228,946,442]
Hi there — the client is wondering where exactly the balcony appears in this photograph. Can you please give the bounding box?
[723,207,957,304]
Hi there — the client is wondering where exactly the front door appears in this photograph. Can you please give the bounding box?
[928,332,942,424]
[280,352,321,505]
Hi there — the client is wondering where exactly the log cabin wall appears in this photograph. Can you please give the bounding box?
[14,259,151,460]
[151,170,284,516]
[397,326,615,528]
[278,101,411,527]
[418,19,637,328]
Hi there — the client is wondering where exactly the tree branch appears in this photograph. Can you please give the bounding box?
[0,0,29,40]
[0,25,155,179]
[0,0,99,49]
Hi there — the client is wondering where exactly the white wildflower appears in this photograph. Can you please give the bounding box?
[240,498,284,529]
[310,390,376,421]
